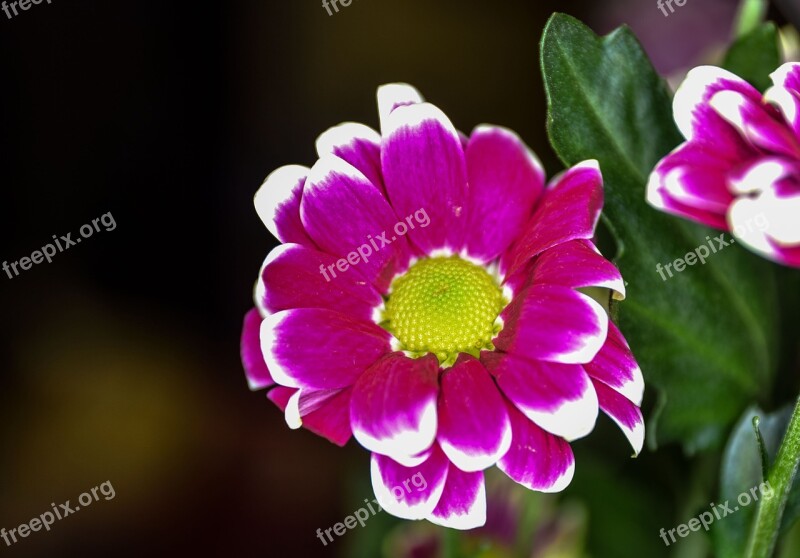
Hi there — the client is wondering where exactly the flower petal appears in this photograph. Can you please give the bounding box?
[591,379,645,456]
[728,157,798,196]
[709,90,800,158]
[766,63,800,136]
[766,88,800,139]
[727,158,800,254]
[377,83,424,133]
[646,139,743,218]
[381,102,469,253]
[767,243,800,267]
[371,445,449,520]
[266,385,295,409]
[463,125,545,262]
[316,122,386,195]
[728,191,800,267]
[497,402,575,492]
[771,62,800,95]
[241,308,273,390]
[300,156,412,291]
[268,386,353,447]
[282,388,339,430]
[258,243,382,321]
[672,65,761,141]
[254,165,316,246]
[261,308,390,389]
[530,239,625,300]
[429,466,486,530]
[437,355,511,472]
[351,352,439,463]
[483,352,599,441]
[502,160,603,278]
[584,321,644,406]
[646,169,731,230]
[493,284,608,365]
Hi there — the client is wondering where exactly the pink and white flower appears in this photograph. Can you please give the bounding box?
[647,63,800,267]
[241,83,644,529]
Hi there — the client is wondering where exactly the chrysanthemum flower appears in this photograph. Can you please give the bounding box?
[647,63,800,267]
[241,84,644,529]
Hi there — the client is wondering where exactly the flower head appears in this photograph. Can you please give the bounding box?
[648,63,800,267]
[241,84,644,529]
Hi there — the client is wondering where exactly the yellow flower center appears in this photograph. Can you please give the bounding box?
[382,256,506,366]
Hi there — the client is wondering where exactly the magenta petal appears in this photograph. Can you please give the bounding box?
[258,243,382,321]
[646,138,754,229]
[532,239,625,299]
[437,356,511,472]
[261,308,390,389]
[429,466,486,530]
[765,88,800,139]
[316,122,386,196]
[769,243,800,267]
[241,308,274,390]
[710,90,800,158]
[584,321,644,405]
[660,165,734,214]
[503,160,603,278]
[463,126,545,262]
[493,284,608,364]
[650,140,739,213]
[267,385,296,409]
[497,402,575,492]
[646,170,730,229]
[371,445,449,520]
[591,379,645,456]
[293,388,354,447]
[267,386,353,447]
[351,353,440,463]
[301,156,412,292]
[381,102,469,253]
[673,65,762,141]
[254,165,316,246]
[482,352,598,441]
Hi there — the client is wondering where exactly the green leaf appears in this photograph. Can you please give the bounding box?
[540,13,778,453]
[723,22,781,92]
[716,405,800,557]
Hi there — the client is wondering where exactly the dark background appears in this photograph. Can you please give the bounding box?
[0,0,793,556]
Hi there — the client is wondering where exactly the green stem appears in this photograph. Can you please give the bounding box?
[745,395,800,558]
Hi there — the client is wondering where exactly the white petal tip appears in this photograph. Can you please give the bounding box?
[315,122,381,158]
[254,165,309,240]
[353,401,438,463]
